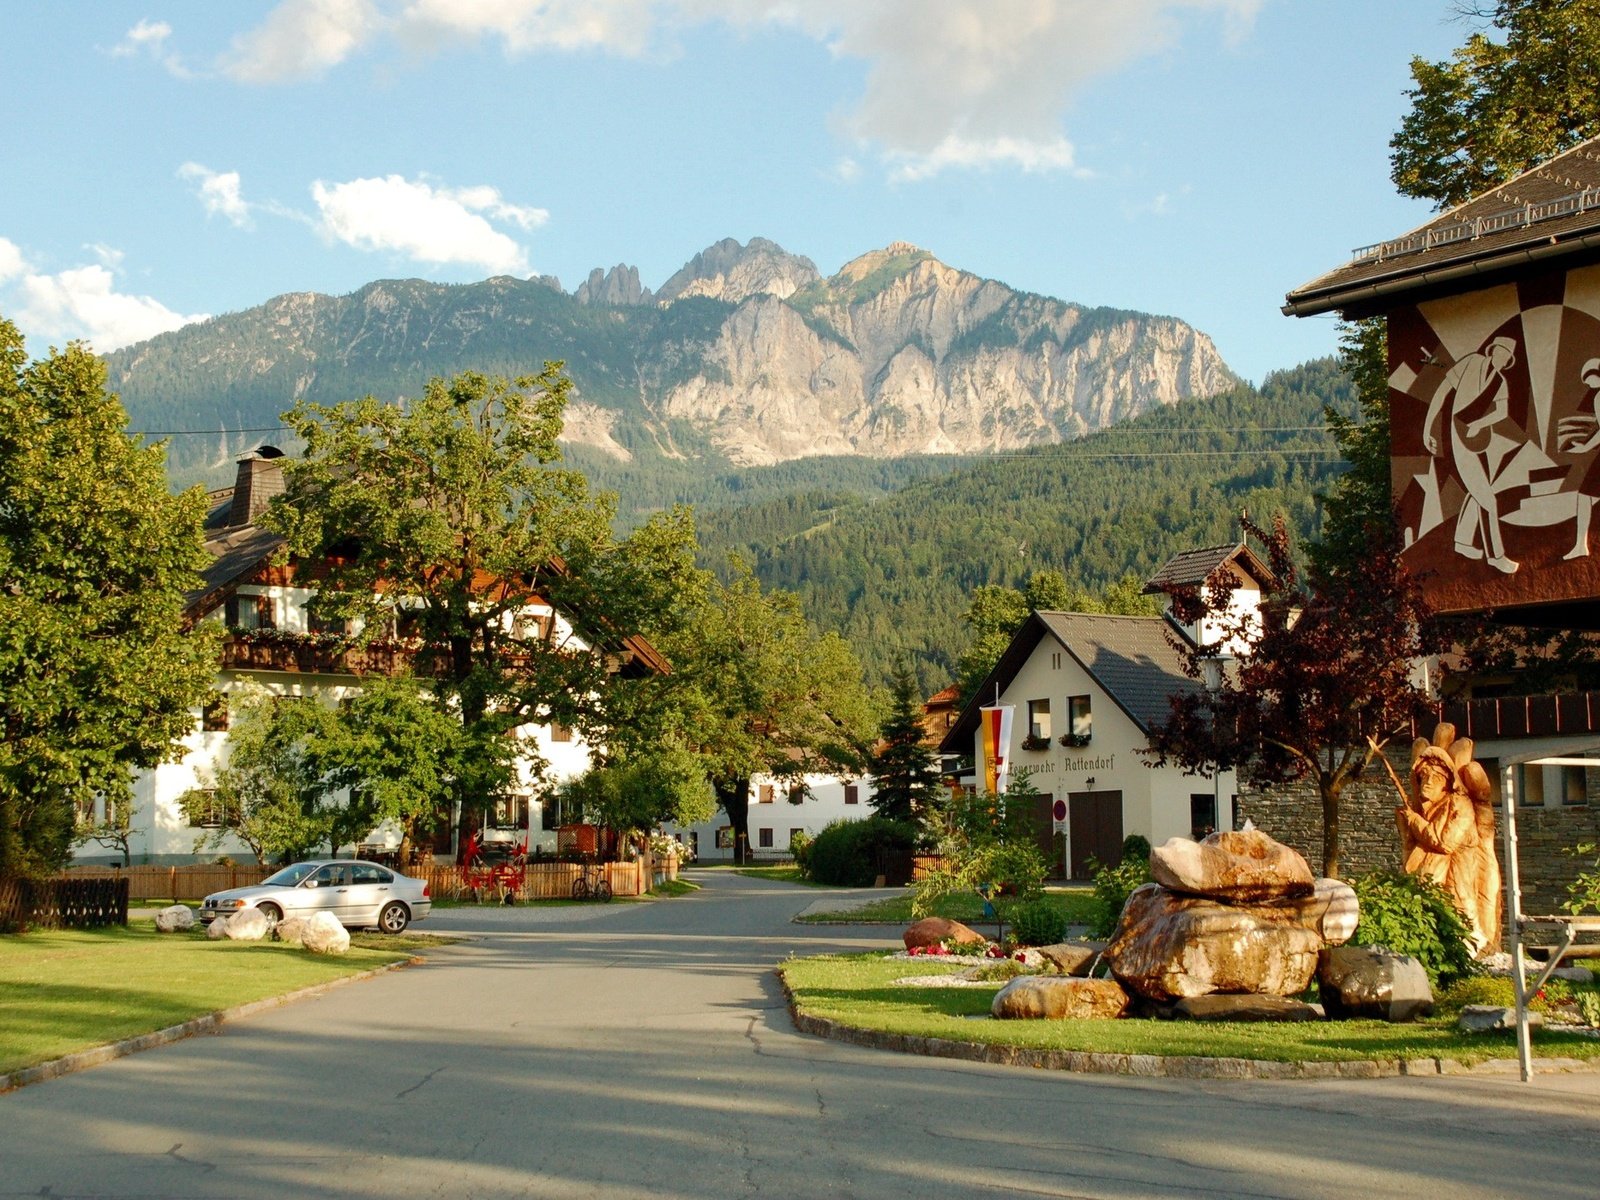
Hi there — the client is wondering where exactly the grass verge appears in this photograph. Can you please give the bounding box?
[649,879,700,897]
[779,952,1600,1066]
[797,888,1097,927]
[0,923,434,1075]
[730,866,819,886]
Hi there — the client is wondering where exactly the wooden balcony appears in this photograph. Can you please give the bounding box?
[220,634,415,676]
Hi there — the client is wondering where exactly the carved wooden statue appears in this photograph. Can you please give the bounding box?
[1390,722,1502,957]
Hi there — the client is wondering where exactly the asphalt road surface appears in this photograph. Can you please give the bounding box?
[4,870,1599,1199]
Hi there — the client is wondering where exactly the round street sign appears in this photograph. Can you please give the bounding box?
[1052,798,1067,822]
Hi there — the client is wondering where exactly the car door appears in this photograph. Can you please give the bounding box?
[295,863,349,920]
[345,862,392,926]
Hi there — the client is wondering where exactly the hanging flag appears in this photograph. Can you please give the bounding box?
[979,705,1014,795]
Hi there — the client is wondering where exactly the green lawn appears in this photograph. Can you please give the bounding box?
[780,952,1600,1065]
[0,923,428,1075]
[730,866,819,886]
[796,887,1097,926]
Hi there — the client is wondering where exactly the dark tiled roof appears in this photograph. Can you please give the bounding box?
[1143,542,1274,593]
[1285,138,1600,317]
[939,611,1198,753]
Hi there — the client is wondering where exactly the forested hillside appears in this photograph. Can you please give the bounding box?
[694,358,1356,691]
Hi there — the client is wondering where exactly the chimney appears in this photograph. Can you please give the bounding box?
[228,445,287,527]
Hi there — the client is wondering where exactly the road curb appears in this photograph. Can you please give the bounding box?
[1,956,422,1096]
[778,974,1600,1080]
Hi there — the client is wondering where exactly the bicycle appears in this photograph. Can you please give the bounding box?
[570,859,613,902]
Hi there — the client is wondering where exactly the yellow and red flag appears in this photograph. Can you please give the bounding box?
[979,705,1014,795]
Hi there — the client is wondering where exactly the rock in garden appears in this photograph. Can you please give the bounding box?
[1458,1005,1542,1033]
[224,908,270,941]
[1317,946,1433,1022]
[154,904,195,933]
[301,911,351,955]
[1036,941,1106,976]
[274,916,310,946]
[903,917,987,951]
[1273,878,1359,946]
[206,914,230,940]
[991,976,1130,1020]
[1105,884,1321,1002]
[1165,994,1323,1022]
[1150,829,1315,903]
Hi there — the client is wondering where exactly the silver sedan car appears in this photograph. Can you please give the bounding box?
[199,859,432,934]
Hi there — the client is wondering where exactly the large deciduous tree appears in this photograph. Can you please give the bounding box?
[1147,515,1438,878]
[1390,0,1600,210]
[268,367,698,838]
[0,317,217,882]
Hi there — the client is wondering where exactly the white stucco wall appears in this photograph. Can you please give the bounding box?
[664,772,881,862]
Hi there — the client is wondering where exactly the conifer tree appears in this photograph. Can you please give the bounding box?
[867,665,944,826]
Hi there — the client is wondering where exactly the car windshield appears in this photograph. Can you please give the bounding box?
[261,863,321,887]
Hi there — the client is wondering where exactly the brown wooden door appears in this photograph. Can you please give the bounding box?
[1032,792,1057,876]
[1068,791,1124,880]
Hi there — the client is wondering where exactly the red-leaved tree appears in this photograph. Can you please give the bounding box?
[1145,513,1438,878]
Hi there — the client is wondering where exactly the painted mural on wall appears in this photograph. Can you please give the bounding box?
[1388,262,1600,612]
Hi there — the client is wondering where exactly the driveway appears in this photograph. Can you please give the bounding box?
[3,869,1598,1199]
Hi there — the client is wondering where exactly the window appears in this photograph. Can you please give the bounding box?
[1050,651,1062,671]
[1480,758,1503,807]
[1027,698,1051,739]
[787,783,805,804]
[1068,695,1092,739]
[224,596,240,627]
[689,832,699,858]
[758,784,774,804]
[351,863,390,884]
[192,789,225,829]
[715,827,734,849]
[789,828,805,847]
[514,611,552,641]
[308,609,347,636]
[494,794,531,829]
[255,594,277,631]
[202,694,229,732]
[1517,765,1544,807]
[758,827,774,848]
[1190,793,1217,840]
[844,783,859,805]
[550,722,573,743]
[1562,765,1589,807]
[394,609,423,642]
[540,797,561,831]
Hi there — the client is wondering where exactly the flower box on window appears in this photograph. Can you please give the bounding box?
[1020,733,1052,752]
[1059,732,1091,748]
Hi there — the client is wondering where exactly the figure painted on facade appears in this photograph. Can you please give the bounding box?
[1389,722,1501,957]
[1557,356,1600,560]
[1424,336,1519,574]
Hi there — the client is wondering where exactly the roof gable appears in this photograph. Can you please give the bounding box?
[1143,541,1274,594]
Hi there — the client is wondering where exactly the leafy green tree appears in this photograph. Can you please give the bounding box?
[0,317,217,881]
[557,747,716,838]
[268,367,699,839]
[181,690,337,863]
[867,665,944,827]
[913,772,1049,921]
[1391,0,1600,209]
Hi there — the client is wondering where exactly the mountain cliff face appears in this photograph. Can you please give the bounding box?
[104,238,1236,482]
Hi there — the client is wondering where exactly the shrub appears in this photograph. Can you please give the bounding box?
[912,840,1049,917]
[1009,897,1068,947]
[1089,856,1151,939]
[1120,834,1152,864]
[1348,871,1477,986]
[806,818,918,887]
[790,830,814,877]
[1436,973,1575,1016]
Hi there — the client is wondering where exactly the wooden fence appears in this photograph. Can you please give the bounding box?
[1,875,129,930]
[65,863,273,901]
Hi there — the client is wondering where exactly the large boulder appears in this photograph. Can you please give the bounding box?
[274,915,311,946]
[302,911,351,955]
[1035,941,1106,977]
[1105,884,1321,1002]
[1265,878,1359,946]
[1317,946,1433,1022]
[1164,994,1323,1022]
[1150,829,1315,903]
[206,914,230,940]
[224,908,270,941]
[991,976,1130,1020]
[903,917,987,951]
[154,904,195,933]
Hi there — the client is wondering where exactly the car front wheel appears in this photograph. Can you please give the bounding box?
[258,902,283,930]
[378,901,410,934]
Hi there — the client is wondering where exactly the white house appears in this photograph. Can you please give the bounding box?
[74,447,663,866]
[940,543,1273,879]
[665,772,882,862]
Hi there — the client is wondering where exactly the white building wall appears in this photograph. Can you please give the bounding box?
[665,772,880,862]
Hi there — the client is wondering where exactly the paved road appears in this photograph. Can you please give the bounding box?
[5,871,1599,1199]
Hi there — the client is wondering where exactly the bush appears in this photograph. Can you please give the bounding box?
[1348,871,1477,986]
[1089,856,1151,939]
[806,818,918,887]
[1436,973,1576,1016]
[790,830,814,877]
[1120,834,1152,864]
[1009,897,1068,947]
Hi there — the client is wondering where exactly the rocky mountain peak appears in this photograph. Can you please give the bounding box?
[656,236,820,304]
[574,263,651,307]
[831,242,934,287]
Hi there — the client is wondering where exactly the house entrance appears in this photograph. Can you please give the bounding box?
[1032,792,1057,876]
[1067,791,1123,880]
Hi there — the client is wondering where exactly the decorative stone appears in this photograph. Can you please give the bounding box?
[903,917,987,951]
[1317,946,1433,1022]
[274,916,311,946]
[1104,883,1321,1002]
[154,904,195,933]
[1150,829,1315,902]
[1458,1005,1542,1033]
[1262,878,1360,946]
[301,911,351,955]
[206,914,230,940]
[224,908,270,941]
[1165,994,1324,1022]
[991,976,1130,1020]
[1036,941,1106,976]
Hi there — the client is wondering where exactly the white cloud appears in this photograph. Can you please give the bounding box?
[0,237,28,283]
[108,18,193,77]
[178,162,254,228]
[396,0,661,56]
[223,0,383,83]
[16,263,208,352]
[310,175,540,272]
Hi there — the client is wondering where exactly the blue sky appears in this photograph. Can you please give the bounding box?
[2,2,1469,384]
